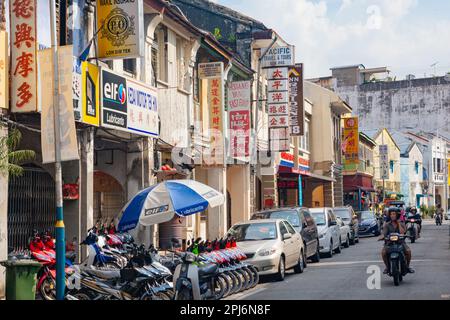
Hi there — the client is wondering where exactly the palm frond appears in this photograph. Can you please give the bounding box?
[8,150,35,165]
[6,128,22,151]
[7,163,25,177]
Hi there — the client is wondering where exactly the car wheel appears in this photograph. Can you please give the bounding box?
[344,235,350,248]
[275,255,286,281]
[324,240,333,258]
[294,250,305,274]
[355,236,359,243]
[335,238,342,253]
[303,245,308,268]
[311,240,321,263]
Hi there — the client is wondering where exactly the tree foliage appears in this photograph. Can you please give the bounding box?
[0,126,35,177]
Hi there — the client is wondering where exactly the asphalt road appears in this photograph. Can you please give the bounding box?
[232,220,450,300]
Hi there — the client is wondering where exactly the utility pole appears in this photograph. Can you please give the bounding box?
[49,0,66,300]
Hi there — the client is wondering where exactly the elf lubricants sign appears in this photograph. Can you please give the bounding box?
[101,68,159,137]
[97,0,144,59]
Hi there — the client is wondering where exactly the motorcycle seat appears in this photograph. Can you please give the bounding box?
[198,264,218,277]
[85,268,121,280]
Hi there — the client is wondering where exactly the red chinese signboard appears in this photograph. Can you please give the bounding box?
[228,81,251,159]
[10,0,37,112]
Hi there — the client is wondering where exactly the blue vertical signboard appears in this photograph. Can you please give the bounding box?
[298,176,303,207]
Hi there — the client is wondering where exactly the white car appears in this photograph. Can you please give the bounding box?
[228,219,305,281]
[336,216,351,248]
[309,207,341,257]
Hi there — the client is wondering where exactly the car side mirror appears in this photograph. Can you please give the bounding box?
[283,233,292,240]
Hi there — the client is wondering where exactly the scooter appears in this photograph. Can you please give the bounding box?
[405,217,419,243]
[173,251,224,300]
[384,233,412,286]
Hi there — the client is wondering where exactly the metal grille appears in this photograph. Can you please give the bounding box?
[8,166,56,251]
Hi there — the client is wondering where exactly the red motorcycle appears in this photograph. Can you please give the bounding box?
[29,231,75,300]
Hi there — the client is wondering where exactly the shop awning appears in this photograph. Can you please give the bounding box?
[307,172,336,183]
[278,165,310,176]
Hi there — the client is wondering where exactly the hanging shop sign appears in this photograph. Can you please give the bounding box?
[261,46,294,69]
[288,64,304,136]
[40,46,79,164]
[73,57,82,121]
[228,81,251,159]
[342,117,359,165]
[10,0,38,112]
[267,66,290,152]
[101,68,159,137]
[97,0,144,59]
[379,144,389,180]
[0,31,8,109]
[82,61,100,126]
[199,62,225,165]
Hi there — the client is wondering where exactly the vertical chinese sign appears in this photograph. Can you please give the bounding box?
[288,64,304,136]
[342,117,359,165]
[228,81,251,160]
[379,144,389,180]
[0,31,8,109]
[267,67,290,152]
[10,0,38,113]
[199,62,225,166]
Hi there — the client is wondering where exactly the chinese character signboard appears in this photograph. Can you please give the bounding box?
[82,62,100,126]
[261,46,294,68]
[10,0,38,112]
[228,81,251,159]
[101,68,159,137]
[199,62,225,166]
[379,144,389,179]
[0,31,8,109]
[288,64,304,136]
[342,117,359,165]
[40,46,79,164]
[97,0,144,59]
[267,67,290,151]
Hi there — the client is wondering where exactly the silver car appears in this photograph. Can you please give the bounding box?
[228,219,305,281]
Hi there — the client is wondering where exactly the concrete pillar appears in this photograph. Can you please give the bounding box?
[80,128,94,261]
[227,165,251,225]
[0,125,8,299]
[207,167,227,240]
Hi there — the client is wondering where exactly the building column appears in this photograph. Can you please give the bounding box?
[207,167,227,240]
[0,125,8,298]
[79,128,94,261]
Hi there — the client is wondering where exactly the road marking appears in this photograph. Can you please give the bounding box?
[308,259,441,267]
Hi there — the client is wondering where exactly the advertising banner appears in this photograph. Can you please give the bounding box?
[261,46,294,69]
[10,0,38,112]
[40,46,79,164]
[0,31,8,109]
[73,57,82,121]
[101,68,159,137]
[342,117,359,165]
[228,81,251,159]
[199,62,225,165]
[82,61,100,126]
[288,64,304,136]
[97,0,144,59]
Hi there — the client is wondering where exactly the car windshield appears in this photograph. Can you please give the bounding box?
[359,211,374,220]
[310,211,326,226]
[334,209,351,220]
[257,211,300,227]
[229,223,277,241]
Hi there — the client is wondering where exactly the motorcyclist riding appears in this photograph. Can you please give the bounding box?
[407,207,422,236]
[379,207,414,274]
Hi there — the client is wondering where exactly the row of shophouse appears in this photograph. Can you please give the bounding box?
[0,0,448,297]
[0,0,352,297]
[341,127,449,213]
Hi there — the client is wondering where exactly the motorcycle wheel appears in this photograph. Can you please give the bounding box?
[177,287,193,300]
[213,275,227,300]
[242,267,255,289]
[228,271,241,295]
[239,268,252,290]
[39,276,56,300]
[232,270,244,293]
[220,273,233,298]
[72,289,95,300]
[248,265,259,288]
[391,260,400,286]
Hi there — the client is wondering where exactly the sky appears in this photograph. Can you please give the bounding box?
[7,0,450,79]
[211,0,450,79]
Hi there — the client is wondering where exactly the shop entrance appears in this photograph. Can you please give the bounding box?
[93,171,125,223]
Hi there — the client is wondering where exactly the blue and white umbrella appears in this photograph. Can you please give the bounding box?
[117,180,225,232]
